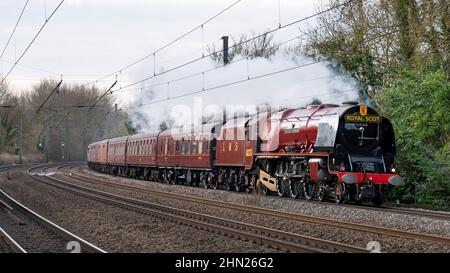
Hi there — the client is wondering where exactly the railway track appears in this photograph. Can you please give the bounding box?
[0,164,29,172]
[273,194,450,221]
[73,160,450,222]
[63,163,450,246]
[76,163,450,221]
[29,164,367,253]
[0,183,106,253]
[373,206,450,221]
[0,226,26,253]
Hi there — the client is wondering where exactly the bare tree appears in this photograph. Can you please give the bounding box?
[302,0,449,100]
[17,80,128,161]
[207,31,279,64]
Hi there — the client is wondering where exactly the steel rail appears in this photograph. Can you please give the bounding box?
[0,186,106,253]
[35,166,366,253]
[67,164,450,245]
[0,227,27,253]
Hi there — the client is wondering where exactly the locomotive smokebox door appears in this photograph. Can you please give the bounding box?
[315,114,339,152]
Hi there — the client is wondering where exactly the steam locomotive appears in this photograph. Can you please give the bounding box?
[87,102,402,206]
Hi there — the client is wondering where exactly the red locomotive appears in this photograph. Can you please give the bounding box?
[88,102,402,205]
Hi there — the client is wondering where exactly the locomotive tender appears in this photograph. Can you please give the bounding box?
[87,102,402,205]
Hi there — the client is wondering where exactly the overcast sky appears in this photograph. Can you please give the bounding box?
[0,0,316,88]
[0,0,358,130]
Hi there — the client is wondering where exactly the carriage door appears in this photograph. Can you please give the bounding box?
[244,123,254,170]
[210,138,217,166]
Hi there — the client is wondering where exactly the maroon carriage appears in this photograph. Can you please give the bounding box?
[157,124,220,185]
[87,139,109,172]
[125,133,158,179]
[107,136,128,176]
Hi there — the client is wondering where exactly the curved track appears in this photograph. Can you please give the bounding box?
[30,164,368,253]
[0,224,26,253]
[77,162,450,221]
[0,166,106,253]
[66,163,450,246]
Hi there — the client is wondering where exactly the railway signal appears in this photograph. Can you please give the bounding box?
[61,143,65,160]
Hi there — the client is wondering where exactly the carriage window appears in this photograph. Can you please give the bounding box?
[164,139,168,155]
[192,142,197,154]
[186,142,191,155]
[198,141,203,154]
[181,142,185,155]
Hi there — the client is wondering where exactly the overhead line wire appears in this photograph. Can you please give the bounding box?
[0,0,65,87]
[0,0,30,59]
[102,0,355,95]
[86,0,243,85]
